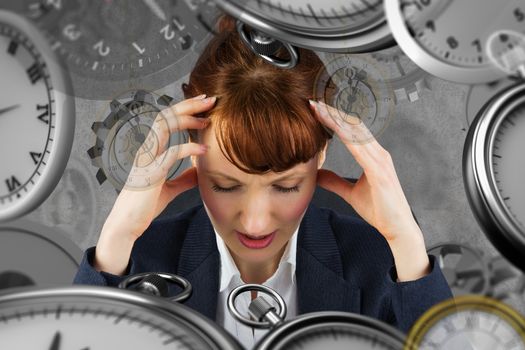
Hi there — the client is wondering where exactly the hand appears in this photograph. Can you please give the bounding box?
[48,331,61,350]
[104,94,216,241]
[309,100,419,242]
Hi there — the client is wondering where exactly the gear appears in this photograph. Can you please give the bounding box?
[87,90,186,192]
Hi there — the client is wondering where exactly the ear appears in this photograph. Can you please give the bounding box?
[317,141,329,169]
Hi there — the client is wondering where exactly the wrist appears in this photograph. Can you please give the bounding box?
[387,226,430,282]
[95,225,137,275]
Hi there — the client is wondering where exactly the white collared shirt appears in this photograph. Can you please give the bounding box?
[213,226,299,350]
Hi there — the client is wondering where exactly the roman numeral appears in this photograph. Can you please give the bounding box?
[37,104,50,124]
[5,176,21,193]
[27,63,43,84]
[30,152,42,165]
[7,40,18,55]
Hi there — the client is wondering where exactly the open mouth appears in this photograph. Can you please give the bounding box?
[236,230,276,249]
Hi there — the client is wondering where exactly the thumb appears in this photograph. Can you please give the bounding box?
[317,169,353,201]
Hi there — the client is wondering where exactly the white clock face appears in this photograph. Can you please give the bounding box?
[0,287,240,350]
[0,23,53,203]
[0,10,74,221]
[385,0,525,83]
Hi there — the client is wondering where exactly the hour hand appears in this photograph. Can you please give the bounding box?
[0,104,20,117]
[48,331,61,350]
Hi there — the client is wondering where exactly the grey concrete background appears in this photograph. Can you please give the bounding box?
[17,48,524,314]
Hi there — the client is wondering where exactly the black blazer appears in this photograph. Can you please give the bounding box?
[73,203,453,334]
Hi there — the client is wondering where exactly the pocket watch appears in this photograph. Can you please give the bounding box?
[0,9,75,222]
[213,0,394,68]
[404,295,525,349]
[384,0,525,83]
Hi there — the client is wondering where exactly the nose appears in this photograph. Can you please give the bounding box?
[239,194,272,236]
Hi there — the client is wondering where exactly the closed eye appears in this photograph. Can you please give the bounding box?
[211,184,299,193]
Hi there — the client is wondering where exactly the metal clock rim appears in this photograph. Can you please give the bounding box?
[227,283,287,328]
[405,294,525,349]
[463,82,525,271]
[118,272,193,303]
[0,9,75,222]
[253,311,406,349]
[383,0,506,84]
[0,285,244,350]
[214,0,394,52]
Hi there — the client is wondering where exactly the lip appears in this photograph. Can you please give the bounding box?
[236,230,276,249]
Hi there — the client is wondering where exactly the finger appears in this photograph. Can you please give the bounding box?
[159,142,208,174]
[316,169,354,201]
[141,112,210,160]
[164,95,217,118]
[310,100,390,175]
[149,114,210,150]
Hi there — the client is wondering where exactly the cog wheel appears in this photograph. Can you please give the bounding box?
[427,242,522,299]
[87,90,186,192]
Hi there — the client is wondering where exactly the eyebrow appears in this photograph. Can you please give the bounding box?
[204,170,306,184]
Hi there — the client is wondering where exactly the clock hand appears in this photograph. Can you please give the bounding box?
[48,331,61,350]
[142,0,167,21]
[0,104,20,117]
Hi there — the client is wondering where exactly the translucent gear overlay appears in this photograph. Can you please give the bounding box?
[87,90,185,192]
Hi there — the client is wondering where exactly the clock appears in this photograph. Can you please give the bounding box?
[0,285,243,349]
[384,0,525,83]
[463,82,525,272]
[213,0,393,52]
[0,219,82,290]
[405,295,525,349]
[0,9,75,222]
[19,0,219,100]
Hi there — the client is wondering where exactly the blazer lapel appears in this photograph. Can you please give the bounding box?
[176,206,220,321]
[296,204,361,315]
[173,203,361,321]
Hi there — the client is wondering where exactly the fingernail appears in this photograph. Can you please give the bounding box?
[200,144,210,152]
[202,96,217,104]
[192,94,207,100]
[308,99,317,109]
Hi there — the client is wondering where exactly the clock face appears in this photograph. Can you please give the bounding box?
[384,0,525,83]
[20,0,219,99]
[0,10,74,222]
[0,287,242,350]
[406,295,525,350]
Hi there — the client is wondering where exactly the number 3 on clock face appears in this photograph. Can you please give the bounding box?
[0,9,74,222]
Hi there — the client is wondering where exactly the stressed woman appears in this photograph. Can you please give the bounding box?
[73,14,453,349]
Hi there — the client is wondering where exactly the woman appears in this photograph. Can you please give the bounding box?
[74,14,452,348]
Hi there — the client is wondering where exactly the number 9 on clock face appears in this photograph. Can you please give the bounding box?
[0,9,74,222]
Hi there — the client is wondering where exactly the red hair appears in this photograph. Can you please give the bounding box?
[183,14,332,174]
